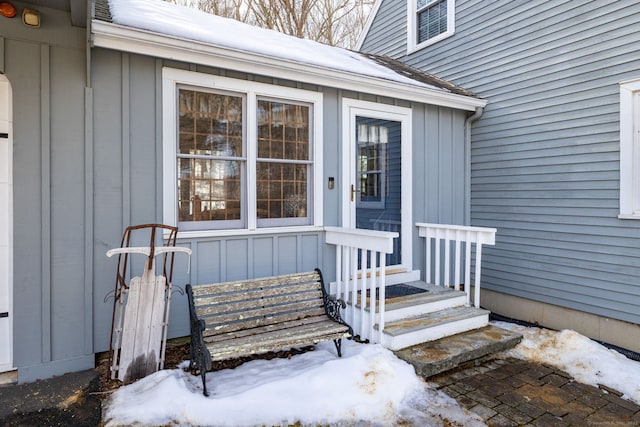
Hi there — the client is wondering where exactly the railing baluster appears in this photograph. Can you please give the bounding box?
[465,230,472,307]
[435,229,441,286]
[454,230,461,291]
[378,255,386,342]
[474,243,483,308]
[444,231,451,287]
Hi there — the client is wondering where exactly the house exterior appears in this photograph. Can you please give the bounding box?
[0,0,487,382]
[358,0,640,352]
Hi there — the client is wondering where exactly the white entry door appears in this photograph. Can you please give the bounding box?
[341,99,414,278]
[0,75,13,372]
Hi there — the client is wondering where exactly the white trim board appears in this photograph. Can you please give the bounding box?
[0,75,13,372]
[92,20,485,112]
[341,98,413,273]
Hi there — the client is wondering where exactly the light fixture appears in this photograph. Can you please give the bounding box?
[22,7,40,28]
[0,2,17,18]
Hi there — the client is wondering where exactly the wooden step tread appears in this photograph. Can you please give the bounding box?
[381,306,489,337]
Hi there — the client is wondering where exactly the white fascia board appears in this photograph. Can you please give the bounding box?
[91,20,486,112]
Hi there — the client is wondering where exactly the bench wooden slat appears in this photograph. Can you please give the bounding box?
[206,320,350,361]
[192,272,321,297]
[195,289,324,318]
[202,307,327,337]
[204,315,330,343]
[198,298,324,328]
[193,282,321,306]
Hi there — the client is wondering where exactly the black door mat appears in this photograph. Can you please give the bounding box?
[361,283,427,299]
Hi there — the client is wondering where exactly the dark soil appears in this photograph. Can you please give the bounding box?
[0,338,319,427]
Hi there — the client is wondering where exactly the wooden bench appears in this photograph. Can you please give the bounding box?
[186,268,352,396]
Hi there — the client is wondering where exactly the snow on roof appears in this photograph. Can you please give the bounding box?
[104,0,471,96]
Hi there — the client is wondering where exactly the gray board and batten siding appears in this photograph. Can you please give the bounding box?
[361,0,640,325]
[2,0,469,380]
[90,48,469,354]
[1,5,93,381]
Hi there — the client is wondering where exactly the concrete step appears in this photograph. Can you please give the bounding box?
[380,306,490,350]
[393,324,523,378]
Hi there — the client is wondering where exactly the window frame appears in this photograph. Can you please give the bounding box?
[407,0,455,53]
[619,78,640,219]
[163,68,324,237]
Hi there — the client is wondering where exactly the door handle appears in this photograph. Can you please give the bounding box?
[351,184,360,202]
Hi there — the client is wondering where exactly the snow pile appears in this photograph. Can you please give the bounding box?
[106,0,443,91]
[494,321,640,404]
[103,340,485,426]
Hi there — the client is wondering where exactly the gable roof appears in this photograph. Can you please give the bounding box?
[92,0,485,111]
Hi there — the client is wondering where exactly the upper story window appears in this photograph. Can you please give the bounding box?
[408,0,455,53]
[619,79,640,219]
[163,68,324,236]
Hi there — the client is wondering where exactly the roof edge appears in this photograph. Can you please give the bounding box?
[91,20,486,111]
[355,0,384,51]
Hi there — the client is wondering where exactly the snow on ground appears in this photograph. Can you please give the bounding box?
[103,340,485,427]
[493,321,640,405]
[103,322,640,426]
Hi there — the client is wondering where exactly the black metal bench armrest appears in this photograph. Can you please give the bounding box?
[315,268,354,336]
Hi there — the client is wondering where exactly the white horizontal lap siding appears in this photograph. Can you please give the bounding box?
[360,0,640,323]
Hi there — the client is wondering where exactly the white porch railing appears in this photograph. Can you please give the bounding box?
[325,226,397,343]
[416,223,496,308]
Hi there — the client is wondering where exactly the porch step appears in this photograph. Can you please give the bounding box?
[380,306,490,351]
[381,283,467,322]
[356,282,468,322]
[393,324,523,378]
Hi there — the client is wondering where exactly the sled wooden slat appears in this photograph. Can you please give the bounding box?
[186,268,352,396]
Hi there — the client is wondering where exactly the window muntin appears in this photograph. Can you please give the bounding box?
[177,88,245,229]
[357,123,387,208]
[257,99,312,226]
[417,0,448,44]
[164,70,322,235]
[408,0,454,52]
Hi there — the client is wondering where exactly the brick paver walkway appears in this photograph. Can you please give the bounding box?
[431,357,640,426]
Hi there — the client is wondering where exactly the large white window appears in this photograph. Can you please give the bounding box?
[619,79,640,219]
[163,68,323,236]
[408,0,455,53]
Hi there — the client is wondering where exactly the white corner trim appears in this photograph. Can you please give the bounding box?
[92,20,485,112]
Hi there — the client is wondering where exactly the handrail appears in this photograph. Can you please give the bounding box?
[325,226,397,343]
[416,223,496,308]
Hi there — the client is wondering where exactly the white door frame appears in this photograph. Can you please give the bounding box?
[341,98,414,275]
[0,74,13,372]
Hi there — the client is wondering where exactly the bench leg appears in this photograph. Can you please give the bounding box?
[334,339,343,357]
[201,369,209,397]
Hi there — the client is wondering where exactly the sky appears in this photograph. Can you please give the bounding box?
[102,321,640,426]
